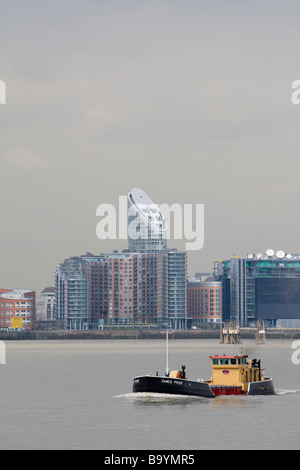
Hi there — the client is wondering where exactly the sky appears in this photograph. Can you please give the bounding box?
[1,0,300,293]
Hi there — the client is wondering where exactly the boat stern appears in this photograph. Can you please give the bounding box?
[247,377,275,395]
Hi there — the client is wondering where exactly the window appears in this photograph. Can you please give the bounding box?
[220,358,229,365]
[212,358,218,365]
[230,359,236,365]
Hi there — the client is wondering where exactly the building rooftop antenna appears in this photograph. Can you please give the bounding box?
[266,249,275,257]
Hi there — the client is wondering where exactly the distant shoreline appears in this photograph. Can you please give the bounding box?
[1,327,300,340]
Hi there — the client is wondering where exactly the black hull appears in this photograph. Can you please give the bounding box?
[247,378,275,395]
[133,375,216,398]
[133,375,275,398]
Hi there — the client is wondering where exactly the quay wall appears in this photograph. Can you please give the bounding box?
[0,328,300,340]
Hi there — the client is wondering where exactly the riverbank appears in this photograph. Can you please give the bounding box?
[1,327,300,340]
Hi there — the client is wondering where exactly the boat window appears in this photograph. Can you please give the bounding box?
[230,359,236,365]
[212,359,219,365]
[220,358,229,365]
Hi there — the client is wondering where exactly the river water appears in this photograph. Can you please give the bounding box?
[0,339,299,450]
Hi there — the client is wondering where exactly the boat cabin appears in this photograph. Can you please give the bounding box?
[209,354,262,394]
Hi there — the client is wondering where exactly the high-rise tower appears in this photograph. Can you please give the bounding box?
[127,188,167,252]
[128,188,187,329]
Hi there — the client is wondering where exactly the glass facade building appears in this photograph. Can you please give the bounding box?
[55,257,89,330]
[214,251,300,326]
[167,250,187,330]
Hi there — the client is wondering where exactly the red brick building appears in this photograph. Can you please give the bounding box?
[187,279,222,325]
[0,288,36,330]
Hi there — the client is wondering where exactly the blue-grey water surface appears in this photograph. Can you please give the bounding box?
[0,339,299,450]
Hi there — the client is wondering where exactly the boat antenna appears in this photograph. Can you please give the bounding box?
[165,323,169,376]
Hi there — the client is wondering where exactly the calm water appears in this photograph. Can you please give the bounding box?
[0,339,299,450]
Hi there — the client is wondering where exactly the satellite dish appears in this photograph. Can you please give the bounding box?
[247,254,254,259]
[286,254,292,259]
[256,253,262,259]
[266,249,275,257]
[276,250,285,259]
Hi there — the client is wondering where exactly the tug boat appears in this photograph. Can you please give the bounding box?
[133,329,274,398]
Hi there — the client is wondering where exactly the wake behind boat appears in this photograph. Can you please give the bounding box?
[132,327,274,398]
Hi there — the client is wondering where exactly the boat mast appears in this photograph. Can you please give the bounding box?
[165,324,169,376]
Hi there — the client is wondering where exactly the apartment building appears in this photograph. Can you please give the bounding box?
[0,288,36,330]
[55,187,187,330]
[187,278,222,326]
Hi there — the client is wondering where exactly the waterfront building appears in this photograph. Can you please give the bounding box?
[55,257,89,330]
[55,188,187,330]
[128,188,187,329]
[105,252,138,324]
[55,248,187,329]
[103,250,168,325]
[187,276,222,326]
[0,288,36,330]
[167,250,187,330]
[214,250,300,327]
[136,251,168,325]
[80,253,108,326]
[55,251,168,327]
[36,287,56,326]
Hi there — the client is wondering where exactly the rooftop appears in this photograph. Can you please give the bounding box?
[0,288,35,300]
[210,355,248,359]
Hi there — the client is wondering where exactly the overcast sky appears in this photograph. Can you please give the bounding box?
[1,1,300,293]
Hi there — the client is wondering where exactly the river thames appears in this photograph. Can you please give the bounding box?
[0,339,299,450]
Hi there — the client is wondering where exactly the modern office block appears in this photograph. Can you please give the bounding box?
[214,250,300,326]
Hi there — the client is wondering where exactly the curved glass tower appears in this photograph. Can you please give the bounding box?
[128,188,167,252]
